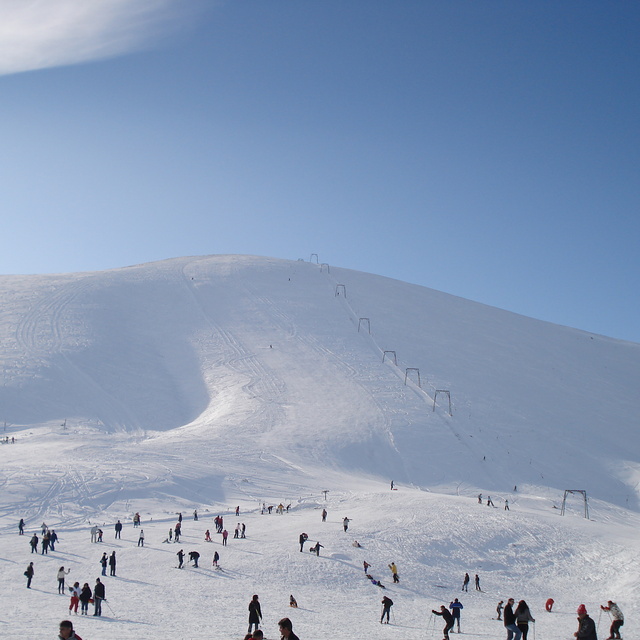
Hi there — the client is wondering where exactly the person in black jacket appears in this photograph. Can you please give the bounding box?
[574,604,597,640]
[248,594,262,633]
[432,605,454,640]
[381,596,394,623]
[109,551,116,576]
[79,583,92,615]
[504,598,522,640]
[93,578,105,616]
[25,562,34,588]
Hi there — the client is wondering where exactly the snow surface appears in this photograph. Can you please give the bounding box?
[0,254,639,639]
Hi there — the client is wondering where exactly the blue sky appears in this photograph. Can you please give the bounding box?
[1,0,639,342]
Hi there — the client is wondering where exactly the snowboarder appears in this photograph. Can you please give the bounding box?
[114,520,122,539]
[93,578,105,616]
[278,617,300,640]
[177,549,185,569]
[299,532,308,552]
[188,551,200,568]
[601,600,624,639]
[462,572,470,591]
[58,619,83,640]
[450,598,463,632]
[504,598,522,640]
[433,604,454,640]
[574,604,597,640]
[389,562,399,583]
[25,561,34,588]
[515,600,535,640]
[381,595,394,623]
[475,574,481,591]
[343,516,350,532]
[109,551,116,576]
[248,594,262,633]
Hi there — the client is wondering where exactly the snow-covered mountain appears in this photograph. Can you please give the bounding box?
[1,255,639,640]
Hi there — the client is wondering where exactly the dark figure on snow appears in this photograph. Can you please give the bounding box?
[381,595,394,623]
[241,523,246,538]
[79,583,92,615]
[574,604,597,640]
[322,508,327,522]
[299,532,308,552]
[188,551,200,568]
[504,598,522,640]
[601,600,624,639]
[100,553,108,576]
[487,495,494,507]
[450,598,463,632]
[50,529,58,551]
[363,560,371,572]
[42,531,50,554]
[115,520,122,539]
[193,509,198,521]
[311,541,323,556]
[109,551,116,576]
[278,617,300,640]
[212,551,219,568]
[58,619,83,640]
[343,516,350,532]
[248,594,262,633]
[497,600,504,620]
[505,499,510,510]
[391,480,394,490]
[25,561,34,588]
[433,604,454,640]
[222,529,228,545]
[19,518,25,535]
[462,572,469,591]
[177,549,185,569]
[475,574,481,591]
[93,578,105,616]
[514,600,535,640]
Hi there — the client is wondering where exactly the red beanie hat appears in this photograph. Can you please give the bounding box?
[577,604,587,615]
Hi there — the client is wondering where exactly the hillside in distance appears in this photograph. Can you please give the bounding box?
[1,254,639,513]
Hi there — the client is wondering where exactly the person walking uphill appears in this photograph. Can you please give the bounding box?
[381,596,394,624]
[574,604,597,640]
[433,605,454,640]
[248,594,262,633]
[601,600,624,639]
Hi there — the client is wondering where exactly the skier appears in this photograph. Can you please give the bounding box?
[299,532,308,552]
[177,549,185,569]
[137,529,145,546]
[487,496,494,507]
[450,598,463,632]
[505,499,510,511]
[212,551,219,568]
[25,561,34,588]
[278,617,300,640]
[114,520,122,539]
[497,600,504,620]
[188,551,200,568]
[343,516,350,532]
[100,553,108,576]
[574,604,597,640]
[241,523,246,538]
[93,578,105,616]
[248,594,262,633]
[601,600,624,639]
[504,598,522,640]
[381,595,394,624]
[109,551,117,576]
[68,582,81,614]
[389,562,399,583]
[515,600,535,640]
[475,574,481,591]
[462,573,470,591]
[545,598,554,612]
[57,566,71,593]
[432,604,454,640]
[58,619,83,640]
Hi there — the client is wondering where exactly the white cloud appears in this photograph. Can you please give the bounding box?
[0,0,199,75]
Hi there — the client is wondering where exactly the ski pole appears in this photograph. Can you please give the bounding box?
[103,599,118,619]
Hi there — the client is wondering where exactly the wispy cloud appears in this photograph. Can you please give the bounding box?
[0,0,200,76]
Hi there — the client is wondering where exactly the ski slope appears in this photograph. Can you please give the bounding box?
[0,254,639,639]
